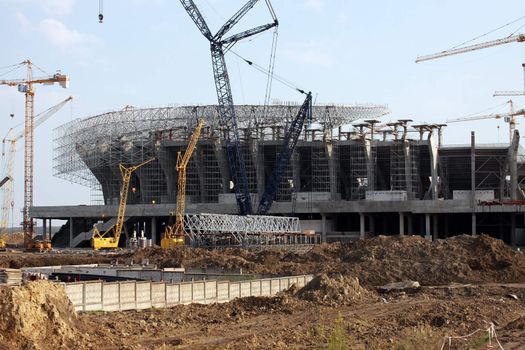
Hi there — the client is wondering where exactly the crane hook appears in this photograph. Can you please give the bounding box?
[98,0,104,23]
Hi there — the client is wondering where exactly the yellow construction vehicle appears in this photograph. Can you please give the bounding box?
[161,119,204,249]
[91,158,155,250]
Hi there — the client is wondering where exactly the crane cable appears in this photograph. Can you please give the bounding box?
[451,15,525,50]
[230,49,308,95]
[263,26,278,109]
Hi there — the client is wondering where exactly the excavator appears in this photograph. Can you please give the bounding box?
[161,119,204,248]
[91,158,155,250]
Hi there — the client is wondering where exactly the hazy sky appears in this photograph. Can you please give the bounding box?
[1,0,525,224]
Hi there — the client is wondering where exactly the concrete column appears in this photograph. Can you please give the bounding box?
[326,143,338,200]
[256,142,265,201]
[151,217,157,245]
[359,213,366,240]
[321,214,327,243]
[511,214,517,248]
[194,146,207,203]
[471,132,476,207]
[428,132,438,200]
[213,140,230,194]
[433,215,438,240]
[403,141,413,199]
[69,217,74,248]
[425,214,431,240]
[508,130,520,200]
[48,219,52,241]
[471,213,477,236]
[43,219,47,241]
[365,140,375,191]
[399,212,405,236]
[407,214,413,235]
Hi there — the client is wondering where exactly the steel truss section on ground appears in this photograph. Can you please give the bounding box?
[184,212,305,246]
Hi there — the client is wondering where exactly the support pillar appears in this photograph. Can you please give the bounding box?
[403,141,413,199]
[399,212,405,236]
[359,213,366,240]
[471,132,476,207]
[151,217,157,245]
[365,140,375,191]
[43,219,47,241]
[326,143,338,200]
[471,213,477,236]
[48,219,52,241]
[425,214,431,240]
[69,217,73,248]
[321,214,327,243]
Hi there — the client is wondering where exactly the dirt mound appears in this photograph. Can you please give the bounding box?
[0,281,80,350]
[132,235,525,286]
[296,274,376,305]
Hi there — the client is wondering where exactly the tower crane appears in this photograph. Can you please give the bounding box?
[415,33,525,63]
[0,96,73,240]
[494,63,525,97]
[447,101,525,143]
[91,158,155,250]
[0,60,69,251]
[179,0,278,215]
[161,120,204,248]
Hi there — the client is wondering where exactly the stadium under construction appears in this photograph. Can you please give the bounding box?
[31,102,525,248]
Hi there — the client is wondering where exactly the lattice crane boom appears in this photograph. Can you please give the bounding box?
[416,33,525,63]
[0,60,69,250]
[161,120,204,248]
[257,93,312,215]
[0,96,73,236]
[91,158,155,250]
[179,0,278,215]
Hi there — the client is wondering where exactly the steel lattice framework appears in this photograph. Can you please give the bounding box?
[54,103,388,187]
[184,213,300,245]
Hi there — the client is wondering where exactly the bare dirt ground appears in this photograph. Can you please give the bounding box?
[1,234,525,349]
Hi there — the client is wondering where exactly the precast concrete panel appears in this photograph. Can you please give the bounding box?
[102,283,120,311]
[270,279,280,295]
[180,283,193,304]
[64,283,83,311]
[288,277,298,288]
[192,282,205,303]
[84,282,103,311]
[204,281,217,304]
[279,278,289,291]
[119,282,136,310]
[305,275,314,284]
[151,282,166,308]
[166,284,180,306]
[240,281,251,298]
[136,282,152,309]
[217,282,229,302]
[229,282,240,300]
[260,280,271,296]
[250,280,261,296]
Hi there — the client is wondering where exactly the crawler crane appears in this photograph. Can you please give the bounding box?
[161,120,204,248]
[91,158,155,250]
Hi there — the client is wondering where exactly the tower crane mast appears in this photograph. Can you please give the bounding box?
[179,0,278,215]
[0,96,73,237]
[0,60,69,250]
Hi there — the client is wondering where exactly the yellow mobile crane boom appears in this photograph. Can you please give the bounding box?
[91,158,155,250]
[161,119,204,248]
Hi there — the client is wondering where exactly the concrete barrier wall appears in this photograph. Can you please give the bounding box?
[64,274,314,312]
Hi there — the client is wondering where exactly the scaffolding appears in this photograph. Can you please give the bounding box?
[390,140,420,199]
[53,103,388,205]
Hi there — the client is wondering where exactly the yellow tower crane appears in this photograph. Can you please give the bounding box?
[161,119,204,249]
[0,60,69,251]
[91,158,155,250]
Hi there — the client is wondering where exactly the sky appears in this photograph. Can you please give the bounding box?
[0,0,525,225]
